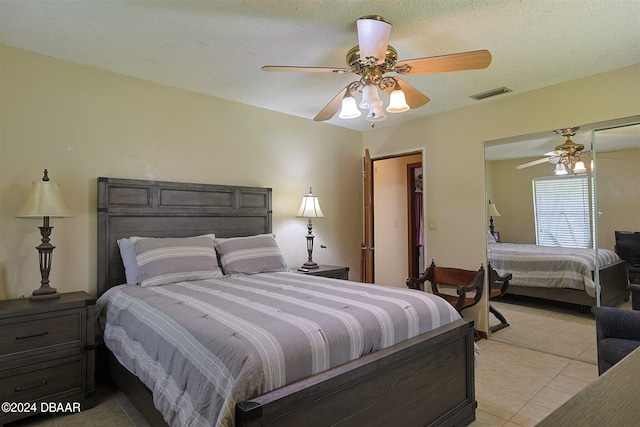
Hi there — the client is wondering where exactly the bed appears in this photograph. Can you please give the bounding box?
[96,177,477,427]
[487,242,628,308]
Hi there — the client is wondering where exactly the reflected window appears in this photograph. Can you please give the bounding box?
[533,175,594,248]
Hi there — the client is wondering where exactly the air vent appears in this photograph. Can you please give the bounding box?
[470,87,511,100]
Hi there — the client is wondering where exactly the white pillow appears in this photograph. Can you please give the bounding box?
[487,229,497,244]
[117,238,141,285]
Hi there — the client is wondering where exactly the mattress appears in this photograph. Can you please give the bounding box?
[99,271,461,427]
[487,243,621,298]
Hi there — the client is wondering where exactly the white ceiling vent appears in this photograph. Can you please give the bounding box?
[470,87,512,100]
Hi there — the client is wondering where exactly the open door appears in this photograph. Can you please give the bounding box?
[362,149,374,283]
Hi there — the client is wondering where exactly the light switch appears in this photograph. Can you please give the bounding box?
[428,220,438,230]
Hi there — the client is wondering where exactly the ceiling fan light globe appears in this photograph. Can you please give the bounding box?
[366,105,386,122]
[573,160,587,174]
[554,163,568,175]
[386,89,410,113]
[359,85,383,109]
[338,96,362,119]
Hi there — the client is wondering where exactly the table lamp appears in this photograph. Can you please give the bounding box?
[296,188,324,269]
[16,169,72,300]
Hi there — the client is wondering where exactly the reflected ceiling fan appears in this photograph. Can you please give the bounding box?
[262,15,492,126]
[516,127,589,175]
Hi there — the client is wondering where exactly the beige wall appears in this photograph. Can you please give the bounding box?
[363,64,640,334]
[0,45,363,299]
[486,156,544,244]
[373,153,422,287]
[596,147,640,251]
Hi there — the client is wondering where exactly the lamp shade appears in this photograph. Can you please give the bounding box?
[366,105,387,122]
[338,95,362,119]
[573,159,587,174]
[487,203,501,217]
[296,190,324,218]
[386,88,410,113]
[554,163,568,175]
[359,84,383,109]
[17,180,72,218]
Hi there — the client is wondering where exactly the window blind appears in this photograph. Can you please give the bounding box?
[533,175,593,248]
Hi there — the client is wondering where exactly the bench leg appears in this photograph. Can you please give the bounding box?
[489,304,509,333]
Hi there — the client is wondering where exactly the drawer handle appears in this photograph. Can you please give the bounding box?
[15,379,48,392]
[15,331,48,340]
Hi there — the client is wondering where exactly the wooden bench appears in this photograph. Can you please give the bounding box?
[407,260,485,316]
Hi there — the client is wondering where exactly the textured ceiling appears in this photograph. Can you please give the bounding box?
[1,1,639,133]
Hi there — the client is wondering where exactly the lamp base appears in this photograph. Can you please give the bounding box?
[30,285,60,301]
[302,261,319,269]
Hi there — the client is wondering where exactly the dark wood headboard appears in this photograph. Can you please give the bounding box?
[97,177,272,296]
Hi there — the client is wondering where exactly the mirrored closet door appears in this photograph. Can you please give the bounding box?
[484,116,639,359]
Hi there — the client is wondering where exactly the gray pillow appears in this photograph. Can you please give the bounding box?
[215,234,287,275]
[132,234,224,287]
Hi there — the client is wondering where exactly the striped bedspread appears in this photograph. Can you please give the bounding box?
[487,243,621,298]
[100,272,460,427]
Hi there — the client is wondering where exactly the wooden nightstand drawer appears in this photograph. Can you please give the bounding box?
[0,310,83,358]
[0,292,96,424]
[0,355,84,403]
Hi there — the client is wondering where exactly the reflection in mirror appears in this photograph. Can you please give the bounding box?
[594,122,640,302]
[484,117,639,360]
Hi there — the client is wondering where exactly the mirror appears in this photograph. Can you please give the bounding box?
[484,116,640,359]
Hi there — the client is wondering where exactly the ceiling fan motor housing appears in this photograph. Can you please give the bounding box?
[346,45,398,75]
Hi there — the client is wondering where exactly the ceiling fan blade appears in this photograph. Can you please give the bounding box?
[262,65,351,74]
[516,157,552,169]
[395,50,492,75]
[313,86,349,122]
[544,150,563,156]
[381,78,430,109]
[357,15,392,65]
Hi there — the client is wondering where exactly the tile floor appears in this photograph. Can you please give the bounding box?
[6,297,627,427]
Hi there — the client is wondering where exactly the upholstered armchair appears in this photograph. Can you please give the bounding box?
[592,284,640,375]
[629,283,640,310]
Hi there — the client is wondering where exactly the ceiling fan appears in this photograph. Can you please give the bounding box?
[262,15,492,125]
[516,127,589,175]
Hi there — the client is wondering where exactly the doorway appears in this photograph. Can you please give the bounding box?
[370,151,424,287]
[407,163,424,279]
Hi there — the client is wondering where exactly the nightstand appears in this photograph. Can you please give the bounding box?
[0,291,96,424]
[295,265,350,280]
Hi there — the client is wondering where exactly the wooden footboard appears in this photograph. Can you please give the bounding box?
[506,260,628,308]
[236,319,476,427]
[599,260,629,307]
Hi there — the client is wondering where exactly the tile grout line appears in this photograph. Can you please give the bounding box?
[488,336,597,365]
[112,391,139,426]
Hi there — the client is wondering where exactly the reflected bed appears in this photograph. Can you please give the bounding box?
[488,242,628,308]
